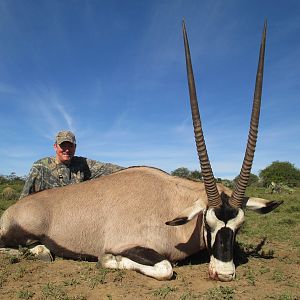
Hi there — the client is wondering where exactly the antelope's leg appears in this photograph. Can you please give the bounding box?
[99,246,173,280]
[29,244,53,262]
[0,244,53,262]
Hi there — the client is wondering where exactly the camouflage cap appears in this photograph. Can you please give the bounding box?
[55,130,76,145]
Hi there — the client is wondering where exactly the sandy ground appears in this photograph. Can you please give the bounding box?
[0,240,299,300]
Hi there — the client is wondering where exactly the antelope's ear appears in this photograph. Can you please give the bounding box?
[165,199,206,226]
[243,197,283,214]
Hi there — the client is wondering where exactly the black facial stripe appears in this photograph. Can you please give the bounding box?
[212,227,234,262]
[204,211,212,255]
[206,228,212,255]
[119,246,166,266]
[214,206,238,224]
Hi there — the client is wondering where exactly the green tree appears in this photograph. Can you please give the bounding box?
[233,173,259,187]
[222,179,234,189]
[259,161,300,187]
[171,168,203,181]
[171,167,191,178]
[0,175,9,185]
[190,170,202,180]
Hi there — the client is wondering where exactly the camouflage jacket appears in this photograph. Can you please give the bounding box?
[20,156,124,199]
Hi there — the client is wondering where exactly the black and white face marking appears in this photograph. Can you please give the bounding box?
[204,205,245,281]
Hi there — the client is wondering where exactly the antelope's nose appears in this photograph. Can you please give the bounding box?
[216,273,235,282]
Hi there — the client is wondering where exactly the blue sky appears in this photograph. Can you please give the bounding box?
[0,0,299,179]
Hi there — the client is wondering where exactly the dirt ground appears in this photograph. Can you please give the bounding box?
[0,240,299,300]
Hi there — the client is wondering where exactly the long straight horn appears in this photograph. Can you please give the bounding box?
[230,21,267,208]
[182,20,221,208]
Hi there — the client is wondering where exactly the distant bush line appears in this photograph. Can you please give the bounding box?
[171,161,300,190]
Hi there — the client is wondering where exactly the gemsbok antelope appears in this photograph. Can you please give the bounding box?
[0,21,282,281]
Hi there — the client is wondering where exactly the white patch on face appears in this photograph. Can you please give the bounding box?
[100,253,173,280]
[226,209,245,231]
[204,208,245,246]
[204,208,225,246]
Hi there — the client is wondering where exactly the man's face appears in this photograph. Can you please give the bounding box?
[54,141,76,164]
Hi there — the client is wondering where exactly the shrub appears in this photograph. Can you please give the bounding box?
[0,174,25,201]
[171,167,191,178]
[233,173,259,187]
[171,168,202,181]
[259,161,300,187]
[1,187,17,200]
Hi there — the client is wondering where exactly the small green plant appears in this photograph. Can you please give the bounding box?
[78,265,93,281]
[277,292,296,300]
[17,289,34,299]
[243,267,256,286]
[204,286,235,300]
[153,286,177,298]
[113,269,125,282]
[179,291,198,300]
[272,270,285,282]
[41,282,67,299]
[259,266,270,274]
[63,278,80,286]
[88,267,110,288]
[13,266,27,279]
[9,255,20,264]
[0,276,4,288]
[0,269,8,288]
[278,218,296,226]
[247,271,256,286]
[73,296,87,300]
